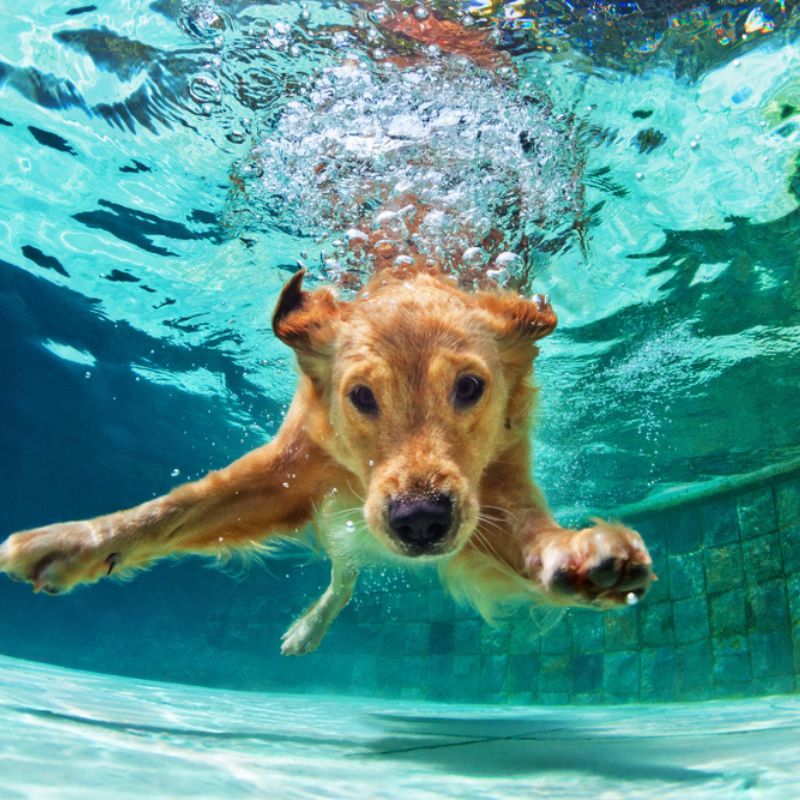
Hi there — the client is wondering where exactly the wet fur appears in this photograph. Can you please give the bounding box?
[0,265,652,655]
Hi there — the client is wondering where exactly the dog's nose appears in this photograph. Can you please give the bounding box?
[388,494,452,549]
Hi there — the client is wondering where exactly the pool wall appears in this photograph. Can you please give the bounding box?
[1,459,799,704]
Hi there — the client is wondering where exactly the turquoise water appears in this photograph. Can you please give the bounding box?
[2,0,800,795]
[3,654,800,798]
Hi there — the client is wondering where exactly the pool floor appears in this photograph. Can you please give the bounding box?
[0,654,797,798]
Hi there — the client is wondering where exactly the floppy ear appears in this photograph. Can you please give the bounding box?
[476,291,558,357]
[272,270,343,381]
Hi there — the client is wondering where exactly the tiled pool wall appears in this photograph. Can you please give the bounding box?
[1,467,799,704]
[304,465,800,704]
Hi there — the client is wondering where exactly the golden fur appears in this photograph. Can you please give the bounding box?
[0,265,651,654]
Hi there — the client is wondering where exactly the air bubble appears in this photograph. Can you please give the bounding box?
[369,4,391,23]
[414,6,429,19]
[189,74,222,105]
[494,251,522,268]
[171,468,180,477]
[345,520,356,532]
[462,247,485,266]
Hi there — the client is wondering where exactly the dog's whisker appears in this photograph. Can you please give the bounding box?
[480,504,519,523]
[472,525,507,565]
[344,476,367,505]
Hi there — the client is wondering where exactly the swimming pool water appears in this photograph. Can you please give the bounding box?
[1,0,800,794]
[2,653,800,799]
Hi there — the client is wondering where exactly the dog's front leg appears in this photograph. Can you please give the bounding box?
[0,397,339,595]
[281,560,358,656]
[520,512,653,609]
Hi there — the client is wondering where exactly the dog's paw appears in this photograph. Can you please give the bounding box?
[281,612,326,656]
[0,521,120,594]
[525,520,653,608]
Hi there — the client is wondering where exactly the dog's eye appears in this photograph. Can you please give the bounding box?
[453,375,485,408]
[349,385,379,415]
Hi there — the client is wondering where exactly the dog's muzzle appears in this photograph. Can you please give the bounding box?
[387,493,454,556]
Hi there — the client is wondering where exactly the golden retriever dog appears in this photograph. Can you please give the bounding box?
[0,263,652,655]
[0,8,653,655]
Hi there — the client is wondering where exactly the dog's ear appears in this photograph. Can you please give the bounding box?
[272,270,343,380]
[476,291,558,356]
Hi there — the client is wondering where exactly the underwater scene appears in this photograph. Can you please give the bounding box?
[2,0,800,796]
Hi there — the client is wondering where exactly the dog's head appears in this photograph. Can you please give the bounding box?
[273,269,557,560]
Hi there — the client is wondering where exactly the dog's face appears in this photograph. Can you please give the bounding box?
[273,270,556,560]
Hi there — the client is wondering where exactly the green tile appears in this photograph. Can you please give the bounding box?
[640,602,675,647]
[376,654,405,692]
[668,552,705,599]
[572,653,604,695]
[676,640,714,693]
[753,675,794,695]
[709,589,747,638]
[748,580,789,631]
[704,543,744,594]
[738,487,778,539]
[539,654,572,694]
[428,621,454,655]
[351,657,380,694]
[604,692,640,704]
[712,635,750,686]
[537,692,571,705]
[789,574,800,624]
[781,524,800,575]
[539,615,572,655]
[713,633,748,656]
[673,596,710,644]
[400,655,429,690]
[743,534,783,584]
[791,623,800,674]
[776,477,800,527]
[714,683,755,700]
[428,655,455,692]
[453,619,480,655]
[750,628,793,679]
[429,590,457,622]
[640,646,678,700]
[664,506,703,555]
[404,590,431,622]
[509,619,543,655]
[480,621,511,655]
[506,653,540,695]
[604,608,640,651]
[603,651,640,696]
[571,694,603,706]
[701,497,740,546]
[714,652,752,685]
[451,654,481,698]
[480,654,509,695]
[570,610,605,652]
[399,685,427,701]
[403,623,429,656]
[633,516,667,559]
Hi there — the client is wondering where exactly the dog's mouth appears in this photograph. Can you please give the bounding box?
[384,492,460,558]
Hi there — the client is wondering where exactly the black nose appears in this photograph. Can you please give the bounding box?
[388,494,453,549]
